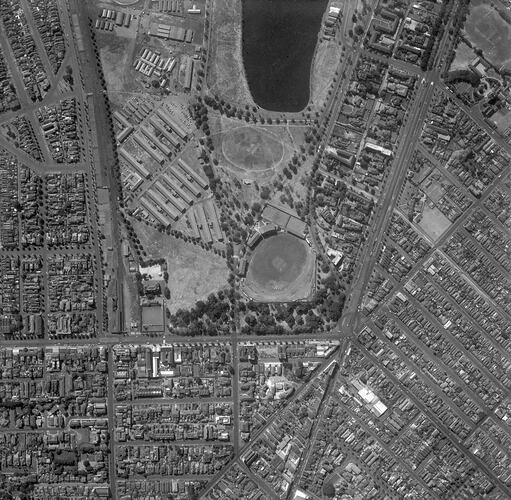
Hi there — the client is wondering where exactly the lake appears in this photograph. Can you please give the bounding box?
[241,0,328,112]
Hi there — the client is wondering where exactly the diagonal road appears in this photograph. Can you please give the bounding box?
[342,78,436,332]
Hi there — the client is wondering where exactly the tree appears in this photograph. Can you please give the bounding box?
[323,481,336,498]
[260,186,271,200]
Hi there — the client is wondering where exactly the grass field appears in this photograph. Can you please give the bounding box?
[243,233,315,302]
[465,1,511,70]
[417,205,451,242]
[310,37,340,110]
[97,31,141,108]
[490,107,511,134]
[207,0,254,106]
[422,181,444,204]
[133,221,229,313]
[222,126,284,171]
[449,40,476,71]
[212,114,306,179]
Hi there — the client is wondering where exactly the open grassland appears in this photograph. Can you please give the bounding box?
[310,38,340,110]
[465,1,511,70]
[96,31,141,108]
[222,126,284,171]
[449,40,476,71]
[417,205,451,242]
[207,0,254,106]
[212,114,305,179]
[133,220,229,313]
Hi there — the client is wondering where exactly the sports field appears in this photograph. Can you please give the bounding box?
[417,205,451,242]
[465,2,511,70]
[243,233,315,302]
[222,126,284,171]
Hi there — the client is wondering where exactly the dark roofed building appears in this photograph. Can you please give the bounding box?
[259,224,278,237]
[237,258,248,277]
[247,231,262,249]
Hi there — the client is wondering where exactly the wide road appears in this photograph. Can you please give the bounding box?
[338,0,462,334]
[0,330,341,348]
[342,78,436,331]
[306,1,378,303]
[200,343,345,498]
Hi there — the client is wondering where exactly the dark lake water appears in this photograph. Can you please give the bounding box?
[241,0,328,112]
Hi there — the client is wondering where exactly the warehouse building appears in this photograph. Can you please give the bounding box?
[177,159,208,189]
[133,134,165,164]
[156,109,189,139]
[120,148,150,178]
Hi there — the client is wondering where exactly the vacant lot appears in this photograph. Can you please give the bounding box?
[97,31,140,107]
[222,126,284,171]
[243,232,315,302]
[310,38,340,110]
[207,0,254,106]
[133,221,229,313]
[465,1,511,70]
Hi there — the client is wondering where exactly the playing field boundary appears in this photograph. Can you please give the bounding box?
[242,232,316,302]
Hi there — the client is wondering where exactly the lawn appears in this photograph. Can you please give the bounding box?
[465,1,511,70]
[243,233,316,302]
[212,114,306,180]
[490,107,511,134]
[97,31,141,108]
[207,0,254,106]
[310,37,340,110]
[222,126,284,171]
[133,220,229,313]
[449,40,476,72]
[417,205,451,242]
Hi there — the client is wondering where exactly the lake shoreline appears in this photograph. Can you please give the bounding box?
[240,0,329,112]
